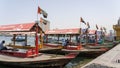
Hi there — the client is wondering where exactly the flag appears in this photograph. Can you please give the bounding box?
[103,27,106,30]
[103,27,107,33]
[37,6,41,14]
[87,22,90,28]
[85,28,88,34]
[40,17,49,25]
[41,9,48,18]
[100,27,103,31]
[96,24,99,29]
[38,6,48,18]
[80,17,86,24]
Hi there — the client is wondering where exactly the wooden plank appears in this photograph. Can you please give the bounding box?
[82,43,120,68]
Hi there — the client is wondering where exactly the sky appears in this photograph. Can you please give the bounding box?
[0,0,120,32]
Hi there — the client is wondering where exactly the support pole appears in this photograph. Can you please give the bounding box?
[25,34,27,46]
[13,34,16,46]
[95,30,98,46]
[35,23,39,55]
[40,30,43,49]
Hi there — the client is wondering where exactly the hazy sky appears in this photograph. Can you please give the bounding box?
[0,0,120,31]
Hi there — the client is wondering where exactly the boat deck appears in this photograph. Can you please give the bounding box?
[0,52,77,68]
[6,44,62,53]
[0,53,71,62]
[62,48,107,53]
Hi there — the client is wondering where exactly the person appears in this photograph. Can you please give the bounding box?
[66,38,69,45]
[21,41,27,46]
[90,36,95,43]
[0,40,7,50]
[62,39,65,46]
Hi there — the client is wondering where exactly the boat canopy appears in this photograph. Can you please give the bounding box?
[45,28,97,35]
[89,30,96,34]
[45,28,80,34]
[0,22,42,33]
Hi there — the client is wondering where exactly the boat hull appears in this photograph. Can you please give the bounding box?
[0,52,77,68]
[0,58,72,68]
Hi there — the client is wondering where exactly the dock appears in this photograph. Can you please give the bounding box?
[81,43,120,68]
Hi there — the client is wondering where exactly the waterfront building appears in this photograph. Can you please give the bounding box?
[113,18,120,40]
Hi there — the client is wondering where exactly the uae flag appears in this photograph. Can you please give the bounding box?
[40,17,49,25]
[96,24,99,30]
[100,27,103,31]
[87,22,90,28]
[80,17,86,25]
[37,6,41,14]
[38,6,48,18]
[103,27,107,33]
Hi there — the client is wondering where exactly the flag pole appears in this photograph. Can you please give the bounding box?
[95,24,98,46]
[35,0,39,56]
[86,22,89,46]
[95,30,97,46]
[37,0,39,20]
[79,17,82,47]
[101,27,104,44]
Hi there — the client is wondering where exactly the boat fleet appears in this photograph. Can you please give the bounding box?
[0,4,118,68]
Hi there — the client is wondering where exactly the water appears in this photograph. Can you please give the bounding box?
[64,53,96,68]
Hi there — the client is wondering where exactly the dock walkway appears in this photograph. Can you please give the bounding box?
[82,43,120,68]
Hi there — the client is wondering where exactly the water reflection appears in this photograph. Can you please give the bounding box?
[64,53,96,68]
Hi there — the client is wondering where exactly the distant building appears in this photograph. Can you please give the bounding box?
[113,17,120,40]
[118,17,120,25]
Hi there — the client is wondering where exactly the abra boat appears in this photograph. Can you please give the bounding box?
[44,27,117,55]
[0,50,77,68]
[0,22,77,68]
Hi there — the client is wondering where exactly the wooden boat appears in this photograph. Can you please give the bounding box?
[1,22,62,52]
[61,45,108,53]
[0,49,77,68]
[0,22,78,68]
[44,29,116,55]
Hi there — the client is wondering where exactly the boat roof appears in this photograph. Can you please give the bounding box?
[89,30,96,34]
[0,22,42,33]
[0,52,74,62]
[45,28,99,35]
[45,28,79,34]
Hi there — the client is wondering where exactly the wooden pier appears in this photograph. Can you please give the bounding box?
[82,43,120,68]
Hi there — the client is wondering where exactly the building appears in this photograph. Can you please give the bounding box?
[113,18,120,40]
